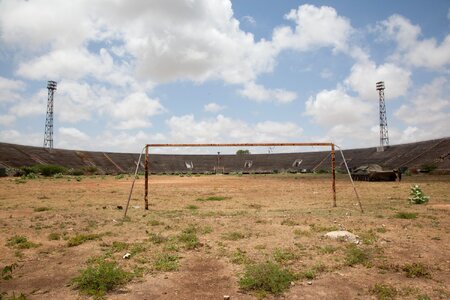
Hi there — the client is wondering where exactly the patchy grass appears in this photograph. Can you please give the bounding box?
[178,226,200,249]
[147,219,164,226]
[394,212,418,219]
[148,233,168,244]
[281,219,299,226]
[231,248,252,265]
[153,253,179,271]
[273,248,297,264]
[6,235,39,249]
[33,206,52,212]
[319,245,337,254]
[47,232,61,241]
[360,230,378,245]
[67,233,102,247]
[221,231,246,241]
[402,262,430,278]
[196,196,230,202]
[309,224,339,232]
[72,260,132,298]
[370,283,398,300]
[239,261,295,296]
[302,263,326,280]
[185,204,199,210]
[345,245,369,266]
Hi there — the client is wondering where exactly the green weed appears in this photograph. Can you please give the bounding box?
[345,245,369,266]
[395,212,418,219]
[370,283,398,300]
[402,262,430,278]
[72,260,132,298]
[239,261,295,295]
[6,235,39,249]
[67,234,102,247]
[153,253,179,271]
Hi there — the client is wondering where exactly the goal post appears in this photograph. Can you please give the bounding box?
[141,142,337,211]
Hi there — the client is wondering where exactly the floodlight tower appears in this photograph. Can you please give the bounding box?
[43,80,57,149]
[376,81,389,149]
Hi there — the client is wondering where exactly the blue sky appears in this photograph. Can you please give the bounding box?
[0,0,449,153]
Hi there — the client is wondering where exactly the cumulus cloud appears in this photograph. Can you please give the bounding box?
[0,114,16,126]
[396,77,450,125]
[273,4,353,53]
[166,114,303,143]
[0,76,25,103]
[239,82,297,103]
[305,88,372,126]
[204,102,226,113]
[59,127,89,141]
[378,14,450,70]
[345,60,411,101]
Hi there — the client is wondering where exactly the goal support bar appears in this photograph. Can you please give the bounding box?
[142,142,337,211]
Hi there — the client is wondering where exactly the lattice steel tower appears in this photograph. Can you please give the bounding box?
[43,81,57,149]
[376,81,389,148]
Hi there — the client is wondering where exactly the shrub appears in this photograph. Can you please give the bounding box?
[409,185,430,204]
[273,248,296,264]
[67,234,102,247]
[6,235,39,249]
[37,164,67,177]
[72,260,132,298]
[402,262,430,278]
[153,253,179,271]
[239,261,295,295]
[394,212,417,219]
[48,232,61,241]
[370,283,397,300]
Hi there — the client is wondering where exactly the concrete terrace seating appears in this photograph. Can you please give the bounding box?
[0,137,449,174]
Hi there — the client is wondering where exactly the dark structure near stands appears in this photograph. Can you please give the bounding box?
[0,137,449,175]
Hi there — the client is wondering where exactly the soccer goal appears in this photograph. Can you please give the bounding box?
[123,142,365,217]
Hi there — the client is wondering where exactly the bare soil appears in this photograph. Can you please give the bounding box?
[0,173,449,299]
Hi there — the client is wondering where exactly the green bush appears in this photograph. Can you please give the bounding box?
[72,260,132,298]
[370,283,397,300]
[409,185,429,204]
[6,235,39,249]
[239,261,295,295]
[402,262,430,278]
[39,164,67,176]
[395,212,418,219]
[67,234,102,247]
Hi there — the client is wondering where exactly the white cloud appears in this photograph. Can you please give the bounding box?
[204,102,226,113]
[9,89,47,117]
[242,15,256,25]
[378,14,450,70]
[395,77,450,125]
[166,114,303,143]
[305,88,372,126]
[59,127,89,141]
[239,82,297,103]
[345,60,411,101]
[273,4,353,53]
[320,69,333,79]
[111,92,164,119]
[0,114,16,126]
[0,76,25,103]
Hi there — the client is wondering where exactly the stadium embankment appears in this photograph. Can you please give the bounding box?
[0,137,449,175]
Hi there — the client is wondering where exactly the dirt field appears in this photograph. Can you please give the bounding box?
[1,173,449,299]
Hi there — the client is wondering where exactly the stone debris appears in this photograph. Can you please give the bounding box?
[123,253,131,259]
[324,230,360,244]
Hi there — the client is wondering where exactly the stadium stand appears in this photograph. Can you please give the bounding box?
[0,137,449,175]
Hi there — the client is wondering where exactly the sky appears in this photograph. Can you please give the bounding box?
[0,0,449,154]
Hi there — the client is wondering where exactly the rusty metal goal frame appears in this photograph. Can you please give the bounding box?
[123,143,337,217]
